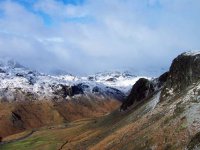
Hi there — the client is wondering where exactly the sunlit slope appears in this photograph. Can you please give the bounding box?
[0,97,120,138]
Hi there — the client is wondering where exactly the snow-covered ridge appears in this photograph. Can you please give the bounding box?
[0,59,147,101]
[182,51,200,56]
[87,71,150,93]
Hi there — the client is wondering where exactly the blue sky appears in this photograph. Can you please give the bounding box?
[10,0,88,26]
[0,0,200,76]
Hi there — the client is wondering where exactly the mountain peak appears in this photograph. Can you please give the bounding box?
[159,50,200,101]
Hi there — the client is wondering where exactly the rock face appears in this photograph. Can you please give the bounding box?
[166,52,200,91]
[122,51,200,111]
[11,112,24,129]
[52,84,84,99]
[161,52,200,100]
[121,72,168,110]
[157,72,169,88]
[121,78,155,110]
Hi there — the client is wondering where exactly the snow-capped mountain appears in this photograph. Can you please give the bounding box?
[87,71,149,93]
[0,58,146,102]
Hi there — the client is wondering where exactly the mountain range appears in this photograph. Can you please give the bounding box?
[0,51,200,150]
[0,58,146,102]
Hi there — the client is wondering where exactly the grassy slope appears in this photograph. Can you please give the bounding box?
[0,98,120,138]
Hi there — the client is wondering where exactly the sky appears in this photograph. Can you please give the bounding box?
[0,0,200,76]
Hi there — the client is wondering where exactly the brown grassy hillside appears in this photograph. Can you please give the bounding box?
[0,97,120,138]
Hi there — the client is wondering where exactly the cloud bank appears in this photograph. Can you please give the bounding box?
[0,0,200,76]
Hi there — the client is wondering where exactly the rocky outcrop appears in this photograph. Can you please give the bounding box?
[52,84,84,98]
[157,72,169,88]
[121,72,168,110]
[121,78,154,110]
[11,112,24,129]
[121,51,200,110]
[123,51,200,111]
[161,52,200,100]
[167,52,200,91]
[71,85,84,96]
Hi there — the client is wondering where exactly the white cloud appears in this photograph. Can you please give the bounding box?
[0,0,200,76]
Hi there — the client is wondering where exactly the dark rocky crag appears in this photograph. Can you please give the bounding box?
[121,51,200,111]
[168,52,200,90]
[120,78,154,110]
[161,52,200,100]
[120,72,168,110]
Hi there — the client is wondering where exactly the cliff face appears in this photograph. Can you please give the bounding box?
[120,78,155,110]
[169,52,200,90]
[160,52,200,101]
[122,52,200,110]
[121,72,168,110]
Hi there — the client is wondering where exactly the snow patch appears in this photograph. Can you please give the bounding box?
[148,91,161,110]
[182,51,200,56]
[0,59,147,101]
[143,91,161,113]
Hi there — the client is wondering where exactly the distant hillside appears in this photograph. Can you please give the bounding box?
[0,59,146,138]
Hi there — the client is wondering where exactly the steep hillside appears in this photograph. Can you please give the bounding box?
[0,96,120,138]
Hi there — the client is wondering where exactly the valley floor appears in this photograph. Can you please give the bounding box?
[0,117,102,150]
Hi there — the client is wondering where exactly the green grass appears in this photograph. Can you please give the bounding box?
[0,135,58,150]
[175,123,187,133]
[0,118,98,150]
